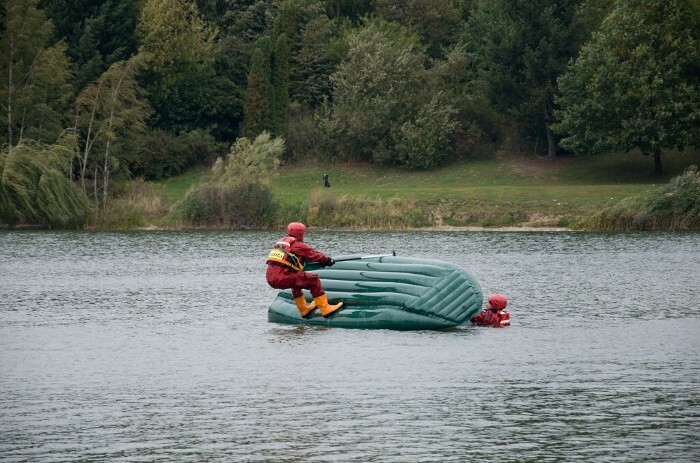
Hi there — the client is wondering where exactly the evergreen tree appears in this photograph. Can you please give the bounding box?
[192,0,279,138]
[270,0,338,109]
[243,37,272,138]
[271,33,290,135]
[376,0,461,58]
[464,0,596,156]
[325,0,375,22]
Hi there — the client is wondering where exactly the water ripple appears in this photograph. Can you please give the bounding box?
[1,231,698,462]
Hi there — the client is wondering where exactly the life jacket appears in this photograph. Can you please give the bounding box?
[266,236,304,271]
[497,310,510,327]
[472,309,510,327]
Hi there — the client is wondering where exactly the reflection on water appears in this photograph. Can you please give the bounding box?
[1,230,699,462]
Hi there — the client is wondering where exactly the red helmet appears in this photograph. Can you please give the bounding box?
[287,222,306,240]
[488,293,508,310]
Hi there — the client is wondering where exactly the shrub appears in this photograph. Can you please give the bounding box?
[585,166,700,230]
[172,132,284,228]
[174,181,277,228]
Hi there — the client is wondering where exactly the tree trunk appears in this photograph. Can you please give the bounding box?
[81,104,98,194]
[653,150,663,177]
[7,32,14,151]
[94,166,99,223]
[544,104,557,158]
[103,141,110,212]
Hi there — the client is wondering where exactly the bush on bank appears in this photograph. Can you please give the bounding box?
[584,166,700,231]
[173,181,277,228]
[170,132,282,228]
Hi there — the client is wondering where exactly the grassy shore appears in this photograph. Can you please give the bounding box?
[153,150,698,230]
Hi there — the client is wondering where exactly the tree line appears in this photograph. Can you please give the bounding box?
[1,0,698,227]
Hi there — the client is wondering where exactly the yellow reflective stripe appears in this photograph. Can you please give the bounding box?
[267,248,304,271]
[268,249,286,260]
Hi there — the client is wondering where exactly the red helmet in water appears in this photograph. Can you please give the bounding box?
[287,222,306,240]
[488,294,508,310]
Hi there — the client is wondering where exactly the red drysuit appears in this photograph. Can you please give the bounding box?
[471,308,511,327]
[266,235,332,299]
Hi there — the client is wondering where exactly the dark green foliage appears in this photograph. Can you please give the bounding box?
[144,63,242,140]
[323,19,458,169]
[325,0,375,22]
[463,0,595,156]
[585,166,700,231]
[243,0,335,137]
[376,0,461,58]
[128,129,227,180]
[243,39,272,137]
[138,0,240,142]
[129,130,189,180]
[554,0,700,175]
[271,33,290,135]
[39,0,140,90]
[198,0,277,130]
[270,1,339,109]
[0,134,90,228]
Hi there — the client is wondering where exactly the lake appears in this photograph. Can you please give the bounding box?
[1,230,698,462]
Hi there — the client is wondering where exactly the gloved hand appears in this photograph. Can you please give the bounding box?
[325,258,336,267]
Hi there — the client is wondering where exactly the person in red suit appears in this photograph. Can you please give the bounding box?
[266,222,343,318]
[471,293,510,327]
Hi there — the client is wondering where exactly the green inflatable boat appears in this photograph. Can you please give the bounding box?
[267,255,483,330]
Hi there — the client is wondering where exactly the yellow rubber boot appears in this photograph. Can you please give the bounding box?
[294,296,316,318]
[313,293,343,317]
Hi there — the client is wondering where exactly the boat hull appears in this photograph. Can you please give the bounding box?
[267,256,483,330]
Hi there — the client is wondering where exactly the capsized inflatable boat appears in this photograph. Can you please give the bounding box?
[267,255,483,330]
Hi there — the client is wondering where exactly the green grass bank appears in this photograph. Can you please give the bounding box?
[150,150,699,231]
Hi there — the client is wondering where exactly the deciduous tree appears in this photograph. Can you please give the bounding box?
[323,19,458,169]
[1,0,73,150]
[376,0,461,58]
[554,0,700,175]
[74,56,151,214]
[138,0,237,138]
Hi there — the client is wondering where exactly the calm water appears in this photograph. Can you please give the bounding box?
[0,230,698,462]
